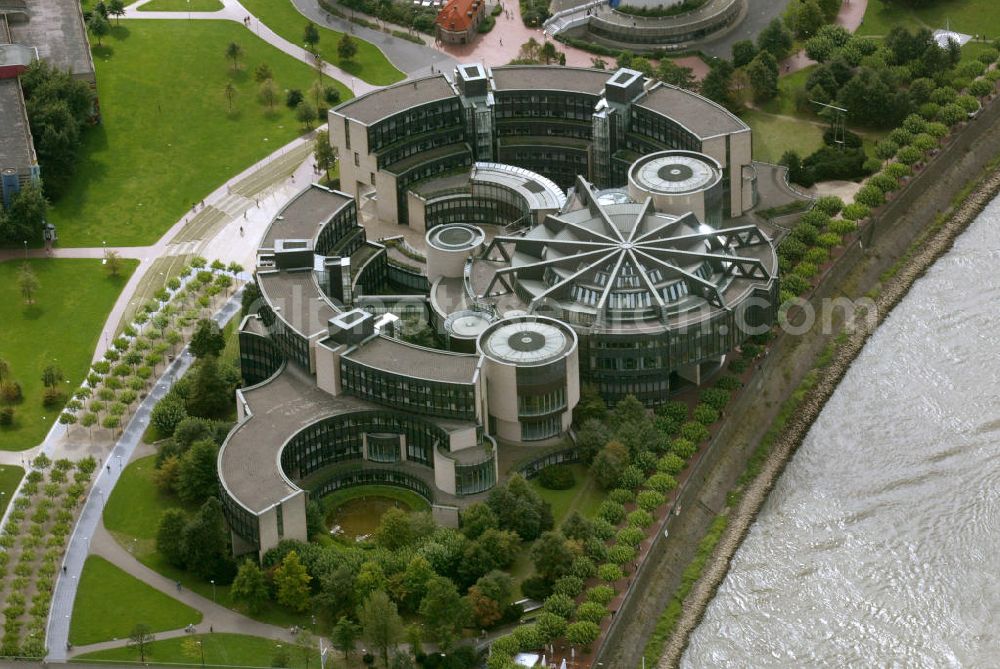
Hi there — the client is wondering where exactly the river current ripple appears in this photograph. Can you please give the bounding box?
[682,197,1000,668]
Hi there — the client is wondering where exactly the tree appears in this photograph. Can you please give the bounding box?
[186,356,232,418]
[419,577,469,649]
[304,21,320,48]
[175,438,219,504]
[359,590,404,668]
[104,250,123,278]
[88,13,110,46]
[182,498,234,581]
[331,617,361,664]
[591,441,629,489]
[157,508,189,567]
[794,0,825,39]
[1,183,47,244]
[746,51,779,103]
[338,34,358,62]
[128,624,155,662]
[286,89,304,109]
[757,18,792,60]
[225,41,244,72]
[530,531,577,583]
[108,0,125,24]
[656,59,695,90]
[224,82,237,113]
[486,474,552,541]
[274,550,312,612]
[41,364,63,389]
[700,60,736,111]
[152,393,188,436]
[17,263,39,304]
[254,62,274,82]
[314,131,337,182]
[190,319,225,358]
[296,101,317,129]
[258,79,278,111]
[731,39,757,68]
[539,41,558,64]
[460,502,498,540]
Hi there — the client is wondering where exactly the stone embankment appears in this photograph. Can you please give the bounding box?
[657,161,1000,668]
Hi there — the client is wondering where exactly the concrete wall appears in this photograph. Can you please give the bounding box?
[256,491,308,558]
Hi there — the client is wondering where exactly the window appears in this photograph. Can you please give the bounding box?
[354,152,360,167]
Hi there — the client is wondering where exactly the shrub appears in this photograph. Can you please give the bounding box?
[571,556,597,580]
[511,623,544,651]
[591,518,615,540]
[715,375,742,391]
[565,620,601,648]
[842,202,870,221]
[616,526,645,547]
[884,162,911,180]
[804,247,829,265]
[553,575,584,598]
[608,488,636,505]
[896,146,924,166]
[627,509,654,528]
[699,388,730,412]
[679,422,709,443]
[0,407,13,426]
[817,232,842,248]
[607,544,636,565]
[655,400,688,423]
[645,472,678,495]
[586,585,616,605]
[575,601,607,624]
[692,403,719,425]
[597,563,624,582]
[637,489,666,512]
[538,465,575,490]
[828,219,857,236]
[656,454,685,475]
[874,139,899,161]
[617,465,645,491]
[887,127,913,146]
[0,381,22,404]
[777,237,808,264]
[670,437,697,459]
[869,173,899,193]
[855,185,885,208]
[543,593,576,619]
[596,500,625,525]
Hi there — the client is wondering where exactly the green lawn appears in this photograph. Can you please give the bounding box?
[139,0,223,9]
[318,484,430,513]
[70,555,202,645]
[0,259,137,451]
[239,0,405,85]
[857,0,1000,38]
[104,456,196,541]
[530,464,604,526]
[73,633,323,668]
[0,466,24,518]
[49,21,351,247]
[104,455,307,628]
[743,109,825,164]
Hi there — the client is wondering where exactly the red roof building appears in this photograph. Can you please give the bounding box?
[435,0,486,45]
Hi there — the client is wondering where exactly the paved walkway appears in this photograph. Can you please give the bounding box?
[46,295,245,662]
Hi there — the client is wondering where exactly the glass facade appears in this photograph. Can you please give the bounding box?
[455,456,496,495]
[312,465,436,503]
[392,149,473,224]
[367,433,402,463]
[521,415,563,441]
[341,358,477,420]
[220,483,261,548]
[259,304,311,371]
[368,99,465,153]
[518,446,580,478]
[315,202,363,257]
[239,331,284,387]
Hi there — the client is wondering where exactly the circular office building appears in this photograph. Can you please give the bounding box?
[628,150,724,227]
[426,224,486,282]
[477,316,579,442]
[443,308,496,352]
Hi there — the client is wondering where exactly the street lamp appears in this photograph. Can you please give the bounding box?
[117,454,122,471]
[196,640,205,667]
[210,579,216,602]
[23,240,27,259]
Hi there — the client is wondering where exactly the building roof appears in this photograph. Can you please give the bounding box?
[257,269,337,337]
[436,0,481,33]
[344,335,479,384]
[8,0,93,79]
[490,66,610,96]
[0,78,35,172]
[333,75,457,125]
[636,83,748,139]
[261,184,352,247]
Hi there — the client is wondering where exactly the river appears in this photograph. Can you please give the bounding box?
[682,196,1000,667]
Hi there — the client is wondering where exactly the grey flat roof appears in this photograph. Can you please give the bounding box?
[0,78,34,171]
[490,66,609,95]
[334,74,457,125]
[9,0,93,78]
[262,185,353,247]
[344,335,478,384]
[637,84,748,139]
[220,362,479,513]
[258,269,337,337]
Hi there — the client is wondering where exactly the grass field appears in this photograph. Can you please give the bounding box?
[138,0,223,10]
[0,259,137,451]
[70,555,202,645]
[73,633,323,667]
[744,109,825,164]
[857,0,1000,38]
[239,0,405,85]
[48,21,351,247]
[530,464,604,526]
[0,466,24,518]
[104,455,307,628]
[318,484,430,513]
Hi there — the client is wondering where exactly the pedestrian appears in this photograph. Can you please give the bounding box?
[240,226,244,237]
[210,626,213,633]
[106,464,110,473]
[243,211,247,220]
[176,581,182,592]
[499,38,503,45]
[62,565,67,574]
